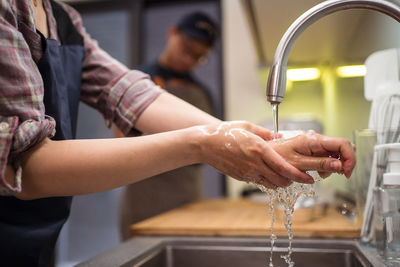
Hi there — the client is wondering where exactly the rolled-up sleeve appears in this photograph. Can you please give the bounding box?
[61,3,165,136]
[0,116,20,195]
[0,3,56,195]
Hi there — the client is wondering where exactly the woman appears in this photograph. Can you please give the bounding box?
[0,1,355,266]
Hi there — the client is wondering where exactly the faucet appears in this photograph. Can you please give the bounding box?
[266,0,400,104]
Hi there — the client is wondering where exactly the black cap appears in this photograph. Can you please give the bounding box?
[176,12,219,46]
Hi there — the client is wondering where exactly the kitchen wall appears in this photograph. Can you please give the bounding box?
[222,0,400,198]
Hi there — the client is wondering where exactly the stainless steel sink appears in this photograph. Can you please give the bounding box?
[76,236,383,267]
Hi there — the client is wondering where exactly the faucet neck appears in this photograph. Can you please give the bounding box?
[266,0,400,104]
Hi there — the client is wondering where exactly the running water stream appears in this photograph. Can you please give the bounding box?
[271,103,279,140]
[251,103,321,267]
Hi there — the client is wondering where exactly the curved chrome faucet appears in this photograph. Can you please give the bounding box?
[266,0,400,104]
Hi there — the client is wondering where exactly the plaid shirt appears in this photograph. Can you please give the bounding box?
[0,0,164,195]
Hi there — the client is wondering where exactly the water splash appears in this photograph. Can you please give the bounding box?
[254,102,323,266]
[253,175,322,267]
[268,196,276,267]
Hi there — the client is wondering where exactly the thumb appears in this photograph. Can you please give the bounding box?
[247,124,275,140]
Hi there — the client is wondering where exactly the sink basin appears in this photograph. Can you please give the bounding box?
[135,241,367,267]
[76,236,382,267]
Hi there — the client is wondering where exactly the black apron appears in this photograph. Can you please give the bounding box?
[0,2,84,266]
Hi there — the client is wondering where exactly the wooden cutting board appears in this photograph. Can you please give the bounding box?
[130,198,361,238]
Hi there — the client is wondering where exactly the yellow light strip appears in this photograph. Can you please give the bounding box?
[336,65,366,77]
[287,68,320,81]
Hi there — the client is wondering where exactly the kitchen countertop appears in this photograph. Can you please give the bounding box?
[130,198,360,238]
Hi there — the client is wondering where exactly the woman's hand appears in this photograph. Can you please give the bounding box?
[269,131,356,179]
[196,121,315,189]
[197,122,356,189]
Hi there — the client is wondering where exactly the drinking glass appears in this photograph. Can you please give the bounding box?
[353,129,377,225]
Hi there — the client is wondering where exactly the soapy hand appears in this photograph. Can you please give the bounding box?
[197,122,356,189]
[197,121,315,189]
[269,131,356,179]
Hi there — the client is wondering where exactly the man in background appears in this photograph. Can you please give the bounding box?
[119,11,219,240]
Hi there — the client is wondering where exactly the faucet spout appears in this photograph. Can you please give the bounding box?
[266,0,400,104]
